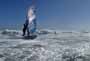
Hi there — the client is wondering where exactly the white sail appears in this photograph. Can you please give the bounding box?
[28,6,36,24]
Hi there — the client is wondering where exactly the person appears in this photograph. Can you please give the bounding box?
[22,17,29,36]
[22,6,36,36]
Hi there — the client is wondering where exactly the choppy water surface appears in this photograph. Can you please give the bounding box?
[0,30,90,61]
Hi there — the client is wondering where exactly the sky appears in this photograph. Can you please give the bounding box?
[0,0,90,30]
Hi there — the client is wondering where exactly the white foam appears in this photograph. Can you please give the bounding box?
[0,29,90,61]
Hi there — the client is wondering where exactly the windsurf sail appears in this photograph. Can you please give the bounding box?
[28,6,36,24]
[22,0,37,36]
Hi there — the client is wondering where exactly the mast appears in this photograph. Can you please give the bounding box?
[31,0,37,33]
[31,0,36,6]
[31,0,37,32]
[30,0,37,13]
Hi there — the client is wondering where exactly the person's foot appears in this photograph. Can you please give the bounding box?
[22,34,25,36]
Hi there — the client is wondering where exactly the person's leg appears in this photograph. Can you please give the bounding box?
[22,24,26,36]
[22,29,25,36]
[27,26,30,36]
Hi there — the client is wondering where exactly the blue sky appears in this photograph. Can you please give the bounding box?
[0,0,90,30]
